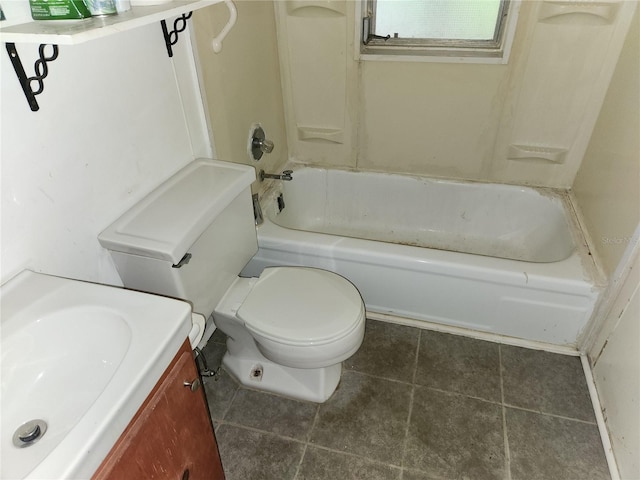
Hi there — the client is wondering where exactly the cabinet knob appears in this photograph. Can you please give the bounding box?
[181,468,190,480]
[183,378,201,392]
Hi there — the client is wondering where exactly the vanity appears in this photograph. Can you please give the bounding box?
[93,339,224,480]
[1,271,224,479]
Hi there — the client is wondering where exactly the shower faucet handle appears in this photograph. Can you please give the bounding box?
[250,126,274,160]
[258,138,274,154]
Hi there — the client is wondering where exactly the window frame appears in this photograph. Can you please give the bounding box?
[358,0,520,64]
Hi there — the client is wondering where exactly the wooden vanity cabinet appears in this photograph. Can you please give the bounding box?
[93,339,224,480]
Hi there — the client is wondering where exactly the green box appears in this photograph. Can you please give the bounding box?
[29,0,92,20]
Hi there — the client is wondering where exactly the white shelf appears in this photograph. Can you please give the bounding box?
[0,0,219,45]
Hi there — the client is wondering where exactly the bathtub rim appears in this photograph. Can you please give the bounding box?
[257,165,605,289]
[254,215,599,296]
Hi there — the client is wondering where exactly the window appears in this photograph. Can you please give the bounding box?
[360,0,519,63]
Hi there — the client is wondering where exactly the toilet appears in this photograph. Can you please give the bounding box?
[98,158,365,402]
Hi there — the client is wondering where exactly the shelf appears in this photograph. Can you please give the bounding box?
[2,0,233,112]
[0,0,220,45]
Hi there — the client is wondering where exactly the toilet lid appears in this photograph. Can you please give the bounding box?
[238,267,365,346]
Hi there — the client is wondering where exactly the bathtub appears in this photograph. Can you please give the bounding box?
[241,167,602,347]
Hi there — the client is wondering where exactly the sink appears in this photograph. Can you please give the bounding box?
[1,271,192,479]
[3,306,130,473]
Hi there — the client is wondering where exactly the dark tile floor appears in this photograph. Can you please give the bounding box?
[200,319,610,480]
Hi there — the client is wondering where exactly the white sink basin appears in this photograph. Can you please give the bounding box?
[1,271,192,479]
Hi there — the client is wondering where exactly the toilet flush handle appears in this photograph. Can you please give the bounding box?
[172,253,192,269]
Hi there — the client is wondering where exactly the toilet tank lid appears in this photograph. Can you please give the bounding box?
[98,158,256,264]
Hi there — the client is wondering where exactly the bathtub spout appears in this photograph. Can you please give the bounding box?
[259,169,293,182]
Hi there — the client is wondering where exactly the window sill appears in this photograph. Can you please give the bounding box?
[358,51,510,65]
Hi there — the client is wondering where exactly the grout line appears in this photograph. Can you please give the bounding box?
[345,368,416,387]
[502,403,600,425]
[500,345,512,480]
[219,419,405,473]
[292,402,321,480]
[416,383,504,407]
[296,442,404,472]
[348,362,508,409]
[345,368,503,408]
[292,442,308,480]
[218,371,241,422]
[307,402,322,443]
[399,328,422,475]
[412,327,422,385]
[216,419,309,445]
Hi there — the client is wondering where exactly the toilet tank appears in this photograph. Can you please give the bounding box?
[98,158,258,318]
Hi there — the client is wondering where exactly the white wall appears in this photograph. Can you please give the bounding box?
[1,20,210,286]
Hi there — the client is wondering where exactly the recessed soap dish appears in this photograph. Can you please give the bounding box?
[507,144,568,164]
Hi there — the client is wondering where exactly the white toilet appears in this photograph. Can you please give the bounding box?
[98,158,365,402]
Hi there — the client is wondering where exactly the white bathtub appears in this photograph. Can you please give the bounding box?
[242,167,602,347]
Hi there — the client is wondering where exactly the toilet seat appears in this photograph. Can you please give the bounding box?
[238,267,365,346]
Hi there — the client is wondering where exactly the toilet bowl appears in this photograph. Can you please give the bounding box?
[213,267,365,401]
[98,158,365,402]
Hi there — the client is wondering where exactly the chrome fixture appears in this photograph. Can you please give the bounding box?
[194,347,218,377]
[259,169,293,182]
[252,193,264,225]
[171,252,192,269]
[183,378,201,392]
[250,126,274,161]
[13,419,47,448]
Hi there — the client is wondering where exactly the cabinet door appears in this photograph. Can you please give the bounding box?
[93,340,225,480]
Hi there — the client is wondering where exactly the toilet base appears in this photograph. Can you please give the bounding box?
[222,350,342,403]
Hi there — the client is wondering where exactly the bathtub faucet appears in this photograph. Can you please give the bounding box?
[259,169,293,182]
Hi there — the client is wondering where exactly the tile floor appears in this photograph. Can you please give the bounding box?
[200,319,610,480]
